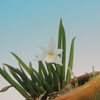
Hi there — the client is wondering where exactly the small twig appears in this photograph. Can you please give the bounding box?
[38,91,46,100]
[68,67,78,88]
[92,66,97,77]
[46,96,49,100]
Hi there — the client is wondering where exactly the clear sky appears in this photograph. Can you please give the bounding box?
[0,0,100,100]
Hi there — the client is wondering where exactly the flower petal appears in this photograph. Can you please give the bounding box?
[55,55,62,65]
[34,53,45,61]
[48,37,56,51]
[40,46,48,53]
[54,49,63,54]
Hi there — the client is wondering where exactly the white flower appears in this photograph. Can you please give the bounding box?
[34,37,63,65]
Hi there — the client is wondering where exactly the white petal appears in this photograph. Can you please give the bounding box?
[34,53,45,61]
[40,46,48,53]
[55,56,63,65]
[54,49,63,54]
[48,37,56,51]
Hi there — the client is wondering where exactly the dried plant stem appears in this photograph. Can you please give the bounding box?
[68,67,78,88]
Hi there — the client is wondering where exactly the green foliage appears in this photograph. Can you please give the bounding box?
[0,19,75,99]
[0,67,30,98]
[66,37,76,83]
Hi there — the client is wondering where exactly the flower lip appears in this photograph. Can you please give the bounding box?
[48,51,53,55]
[46,55,54,61]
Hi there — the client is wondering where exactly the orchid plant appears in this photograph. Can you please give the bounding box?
[0,19,75,100]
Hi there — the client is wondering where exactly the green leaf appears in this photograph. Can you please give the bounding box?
[61,20,66,88]
[3,63,27,79]
[57,19,63,76]
[31,67,53,92]
[57,19,66,88]
[0,67,30,98]
[8,68,29,92]
[29,62,45,94]
[66,37,76,83]
[29,62,41,86]
[38,61,50,84]
[58,18,63,49]
[11,52,30,74]
[47,63,59,91]
[45,63,53,86]
[27,80,40,97]
[18,63,28,78]
[29,62,53,93]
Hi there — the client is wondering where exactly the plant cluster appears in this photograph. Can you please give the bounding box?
[0,19,75,100]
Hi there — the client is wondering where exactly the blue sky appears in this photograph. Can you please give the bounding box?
[0,0,100,100]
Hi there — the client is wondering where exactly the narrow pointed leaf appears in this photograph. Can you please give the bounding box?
[56,18,63,76]
[0,68,30,98]
[46,63,53,85]
[61,22,66,88]
[3,63,27,79]
[11,52,30,74]
[29,62,41,86]
[8,68,29,92]
[57,19,66,88]
[27,80,40,97]
[31,68,53,92]
[18,63,28,78]
[47,63,59,91]
[66,37,76,83]
[38,61,50,84]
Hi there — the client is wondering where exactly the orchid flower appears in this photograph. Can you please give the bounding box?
[34,37,63,65]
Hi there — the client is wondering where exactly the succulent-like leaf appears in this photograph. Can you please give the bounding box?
[11,52,30,74]
[31,68,53,92]
[8,68,29,92]
[66,37,76,83]
[45,63,53,86]
[29,62,41,86]
[3,63,27,79]
[0,67,30,98]
[57,19,66,88]
[38,61,50,84]
[18,62,28,78]
[47,63,59,91]
[57,19,63,76]
[61,20,66,88]
[27,80,40,97]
